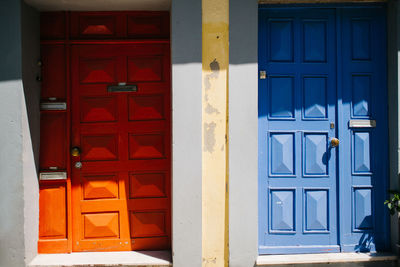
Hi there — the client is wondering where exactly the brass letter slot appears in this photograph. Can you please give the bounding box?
[40,102,67,111]
[108,83,137,92]
[349,119,376,128]
[39,171,67,181]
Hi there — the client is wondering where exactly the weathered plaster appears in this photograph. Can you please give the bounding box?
[204,122,217,153]
[202,0,229,266]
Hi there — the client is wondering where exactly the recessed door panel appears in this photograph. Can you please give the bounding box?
[353,188,373,230]
[303,77,327,119]
[303,20,327,62]
[303,133,328,176]
[351,19,372,61]
[269,133,295,176]
[129,172,166,198]
[79,16,116,37]
[80,96,118,123]
[304,189,329,232]
[130,211,166,237]
[268,77,294,118]
[39,184,67,239]
[127,56,163,82]
[41,45,66,99]
[82,174,119,200]
[352,75,371,118]
[352,131,371,174]
[40,112,67,170]
[270,189,295,232]
[83,212,120,238]
[128,95,165,121]
[127,13,169,38]
[79,58,117,84]
[269,19,294,62]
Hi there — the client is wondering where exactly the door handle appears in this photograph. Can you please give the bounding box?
[330,138,340,148]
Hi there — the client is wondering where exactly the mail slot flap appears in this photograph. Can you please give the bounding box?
[40,102,67,111]
[40,172,67,181]
[108,84,137,92]
[349,119,376,128]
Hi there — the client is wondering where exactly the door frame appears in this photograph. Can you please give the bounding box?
[257,3,390,254]
[38,11,173,254]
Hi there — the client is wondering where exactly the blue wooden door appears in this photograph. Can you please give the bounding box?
[338,7,389,252]
[258,6,389,254]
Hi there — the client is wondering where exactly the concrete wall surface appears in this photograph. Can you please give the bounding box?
[387,0,400,253]
[0,0,26,267]
[171,0,202,266]
[21,1,41,265]
[0,1,41,266]
[0,0,398,266]
[228,0,259,266]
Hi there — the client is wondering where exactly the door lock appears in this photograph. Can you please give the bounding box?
[74,162,82,169]
[71,147,81,157]
[260,70,267,79]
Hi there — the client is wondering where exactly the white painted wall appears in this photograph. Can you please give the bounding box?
[0,1,26,266]
[171,0,202,266]
[22,2,41,265]
[229,0,259,266]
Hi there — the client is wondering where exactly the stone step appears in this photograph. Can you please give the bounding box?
[257,253,398,267]
[28,251,172,267]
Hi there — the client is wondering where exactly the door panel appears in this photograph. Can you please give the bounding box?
[71,44,171,252]
[259,9,338,254]
[339,8,388,251]
[39,184,67,239]
[259,6,388,254]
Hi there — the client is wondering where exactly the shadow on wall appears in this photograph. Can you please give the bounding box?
[0,1,23,81]
[0,1,41,168]
[21,2,41,169]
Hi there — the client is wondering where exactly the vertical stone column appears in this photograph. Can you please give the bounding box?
[202,0,229,266]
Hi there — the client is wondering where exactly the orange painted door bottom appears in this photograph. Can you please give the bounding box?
[38,11,171,253]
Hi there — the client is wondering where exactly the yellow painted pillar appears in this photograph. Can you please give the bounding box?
[202,0,229,266]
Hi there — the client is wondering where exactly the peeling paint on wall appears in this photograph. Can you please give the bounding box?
[204,58,221,103]
[204,122,216,153]
[202,1,229,266]
[205,103,220,114]
[204,59,220,91]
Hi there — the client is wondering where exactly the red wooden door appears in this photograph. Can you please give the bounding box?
[71,43,171,252]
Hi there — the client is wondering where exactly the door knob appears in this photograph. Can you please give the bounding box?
[74,161,82,169]
[71,146,81,157]
[330,138,340,148]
